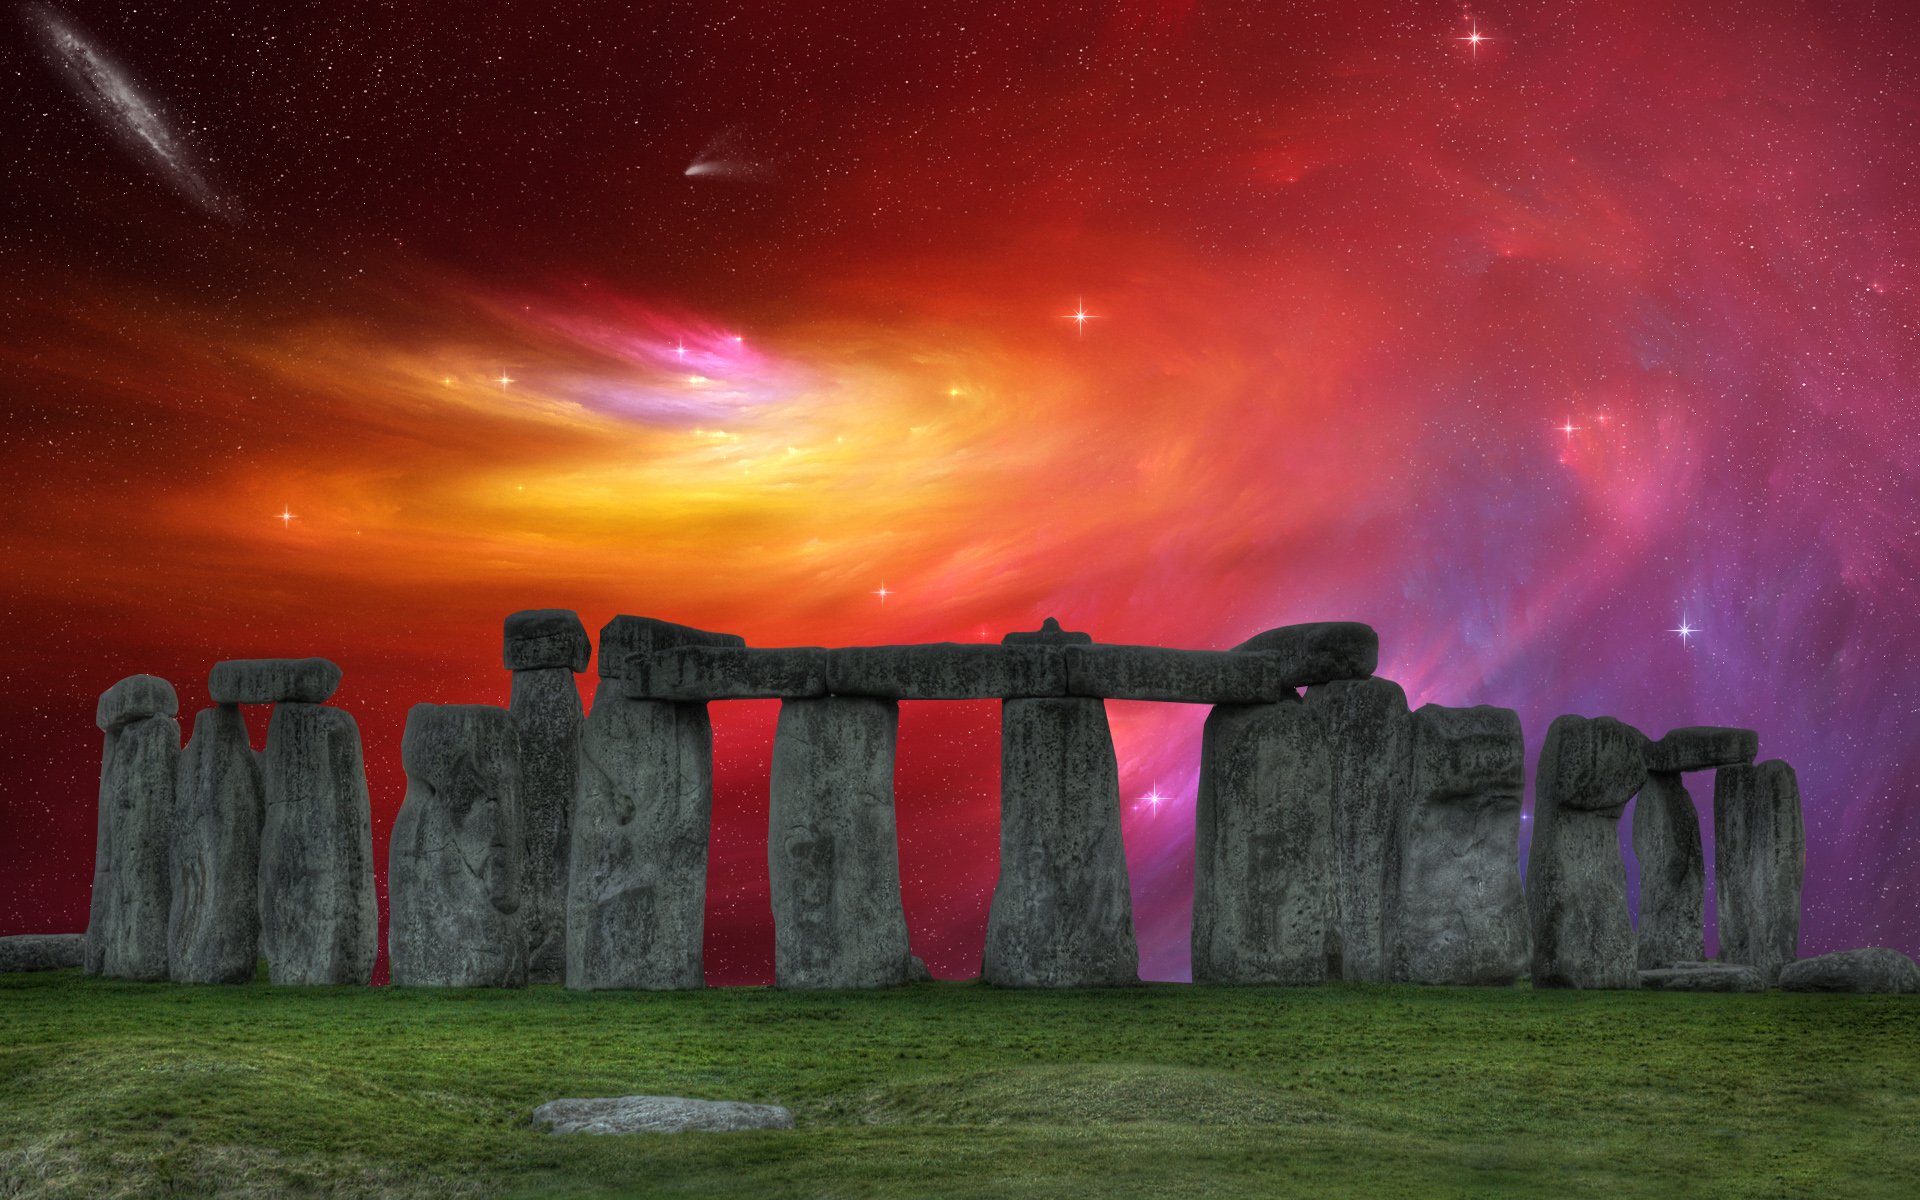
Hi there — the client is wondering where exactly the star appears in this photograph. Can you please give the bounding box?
[1669,614,1699,647]
[1555,414,1582,441]
[496,371,515,388]
[873,582,893,603]
[1063,299,1098,336]
[276,506,295,528]
[1139,784,1167,811]
[1458,18,1489,59]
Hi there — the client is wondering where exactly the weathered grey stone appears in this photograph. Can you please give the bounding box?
[983,697,1138,987]
[84,702,178,981]
[1304,677,1413,983]
[257,703,377,985]
[1632,771,1703,970]
[567,684,713,990]
[768,697,916,990]
[1391,704,1530,985]
[1192,696,1335,985]
[0,934,83,973]
[168,705,263,984]
[1063,645,1297,704]
[1001,616,1092,645]
[208,658,343,705]
[826,644,1067,700]
[599,615,744,678]
[1778,948,1920,994]
[510,666,583,984]
[1528,714,1648,989]
[504,608,591,672]
[390,704,527,988]
[1637,963,1765,992]
[1231,622,1378,684]
[532,1095,794,1135]
[625,646,829,701]
[1714,761,1803,985]
[94,674,177,731]
[1643,726,1758,774]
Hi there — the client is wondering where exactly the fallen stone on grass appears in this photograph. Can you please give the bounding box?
[532,1095,795,1135]
[0,933,83,973]
[1776,948,1920,994]
[1637,964,1765,992]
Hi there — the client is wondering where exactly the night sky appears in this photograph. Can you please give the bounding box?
[3,1,1916,984]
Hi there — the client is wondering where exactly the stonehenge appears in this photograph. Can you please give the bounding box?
[0,933,84,973]
[55,612,1831,1000]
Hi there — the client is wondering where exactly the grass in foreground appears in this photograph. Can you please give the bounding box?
[1,970,1916,1198]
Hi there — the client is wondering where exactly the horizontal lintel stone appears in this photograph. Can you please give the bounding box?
[598,616,745,678]
[208,658,343,705]
[623,646,829,701]
[825,643,1067,700]
[504,609,592,672]
[1230,621,1378,684]
[1645,726,1759,773]
[1063,645,1297,703]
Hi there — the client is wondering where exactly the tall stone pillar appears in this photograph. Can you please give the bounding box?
[1633,726,1758,970]
[1527,714,1647,989]
[768,696,919,989]
[86,675,180,981]
[1303,677,1411,982]
[169,703,263,983]
[1714,760,1803,985]
[504,609,590,983]
[390,704,527,988]
[1192,695,1335,985]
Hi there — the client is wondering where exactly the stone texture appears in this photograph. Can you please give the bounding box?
[983,697,1138,987]
[1778,948,1920,994]
[168,705,264,984]
[1714,760,1803,985]
[598,615,744,678]
[1001,616,1093,645]
[1632,772,1704,970]
[1637,963,1765,992]
[0,934,84,973]
[390,704,527,988]
[1231,622,1378,684]
[94,674,177,731]
[504,608,591,672]
[510,666,583,984]
[826,643,1067,700]
[1063,645,1297,704]
[768,697,916,990]
[1528,715,1648,989]
[1643,726,1758,774]
[257,703,377,985]
[625,646,829,701]
[532,1095,794,1135]
[1391,704,1530,985]
[1192,696,1335,985]
[567,683,713,990]
[1304,677,1413,983]
[208,658,343,705]
[84,699,179,981]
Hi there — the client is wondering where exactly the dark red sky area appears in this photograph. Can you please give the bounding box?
[3,1,1918,981]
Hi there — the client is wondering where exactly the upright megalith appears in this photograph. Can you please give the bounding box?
[257,673,377,986]
[984,621,1137,987]
[1391,704,1529,985]
[85,675,179,981]
[1304,677,1412,982]
[767,697,917,989]
[567,616,723,990]
[168,704,263,984]
[505,608,590,983]
[1527,715,1648,989]
[1192,695,1335,985]
[390,704,527,988]
[1632,725,1755,971]
[1714,760,1803,984]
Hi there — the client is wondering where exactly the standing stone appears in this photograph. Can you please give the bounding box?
[1632,772,1704,970]
[390,704,527,988]
[768,697,917,989]
[1391,704,1530,985]
[85,675,179,981]
[984,697,1138,987]
[1192,696,1335,985]
[258,702,378,985]
[1304,677,1412,982]
[506,608,590,984]
[1528,715,1648,989]
[1714,760,1803,985]
[169,705,264,984]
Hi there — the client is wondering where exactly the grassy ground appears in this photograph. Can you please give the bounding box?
[1,971,1916,1198]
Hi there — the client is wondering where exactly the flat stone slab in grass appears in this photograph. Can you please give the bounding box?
[0,933,83,973]
[1637,964,1765,992]
[1777,948,1920,994]
[208,658,343,704]
[533,1095,795,1135]
[1644,726,1758,774]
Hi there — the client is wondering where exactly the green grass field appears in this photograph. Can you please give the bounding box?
[2,970,1916,1198]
